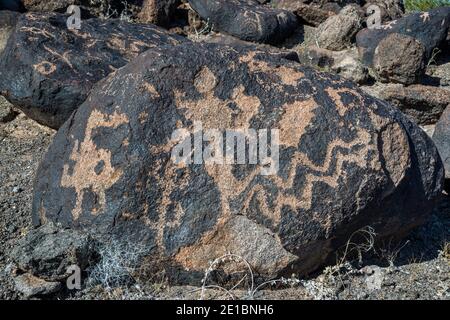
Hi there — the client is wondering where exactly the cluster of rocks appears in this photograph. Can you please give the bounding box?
[0,0,449,297]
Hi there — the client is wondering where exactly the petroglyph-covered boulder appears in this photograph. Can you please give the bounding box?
[32,42,444,281]
[356,7,450,67]
[188,0,298,44]
[0,12,185,129]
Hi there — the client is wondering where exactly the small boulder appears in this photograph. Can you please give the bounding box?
[428,60,450,87]
[10,222,96,281]
[297,46,369,84]
[316,5,364,51]
[187,0,298,44]
[433,105,450,191]
[356,7,450,67]
[0,95,18,123]
[138,0,181,26]
[331,49,369,84]
[373,33,426,85]
[13,273,62,298]
[367,84,450,125]
[275,1,335,27]
[0,12,185,129]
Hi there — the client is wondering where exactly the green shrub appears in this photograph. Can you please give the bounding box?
[404,0,450,12]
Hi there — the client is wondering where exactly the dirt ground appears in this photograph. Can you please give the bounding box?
[0,107,448,300]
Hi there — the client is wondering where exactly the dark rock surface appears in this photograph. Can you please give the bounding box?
[274,1,335,27]
[0,10,20,55]
[0,12,185,129]
[32,42,444,281]
[368,84,450,125]
[0,0,25,11]
[357,7,450,67]
[373,33,426,85]
[10,222,96,281]
[433,105,450,191]
[138,0,181,26]
[316,5,363,51]
[188,0,298,44]
[0,96,18,123]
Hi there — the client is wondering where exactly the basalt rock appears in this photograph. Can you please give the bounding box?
[0,0,25,11]
[356,7,450,67]
[297,46,369,84]
[364,84,450,125]
[13,273,62,298]
[0,12,185,129]
[138,0,181,26]
[9,222,96,281]
[20,0,144,20]
[315,5,364,51]
[32,42,444,282]
[187,0,298,44]
[433,105,450,191]
[373,33,426,85]
[0,10,19,55]
[274,1,335,27]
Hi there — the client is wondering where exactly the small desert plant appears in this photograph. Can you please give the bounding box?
[404,0,450,12]
[88,239,148,291]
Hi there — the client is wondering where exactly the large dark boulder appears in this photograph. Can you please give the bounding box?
[356,6,450,67]
[433,105,450,192]
[188,0,298,44]
[32,42,444,281]
[0,12,185,129]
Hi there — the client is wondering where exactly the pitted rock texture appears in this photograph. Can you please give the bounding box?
[374,84,450,125]
[138,0,181,26]
[0,12,185,129]
[32,43,444,281]
[20,0,145,20]
[315,5,363,51]
[433,105,450,190]
[373,33,426,85]
[10,222,96,281]
[187,0,298,44]
[274,1,335,27]
[0,10,19,55]
[356,6,450,67]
